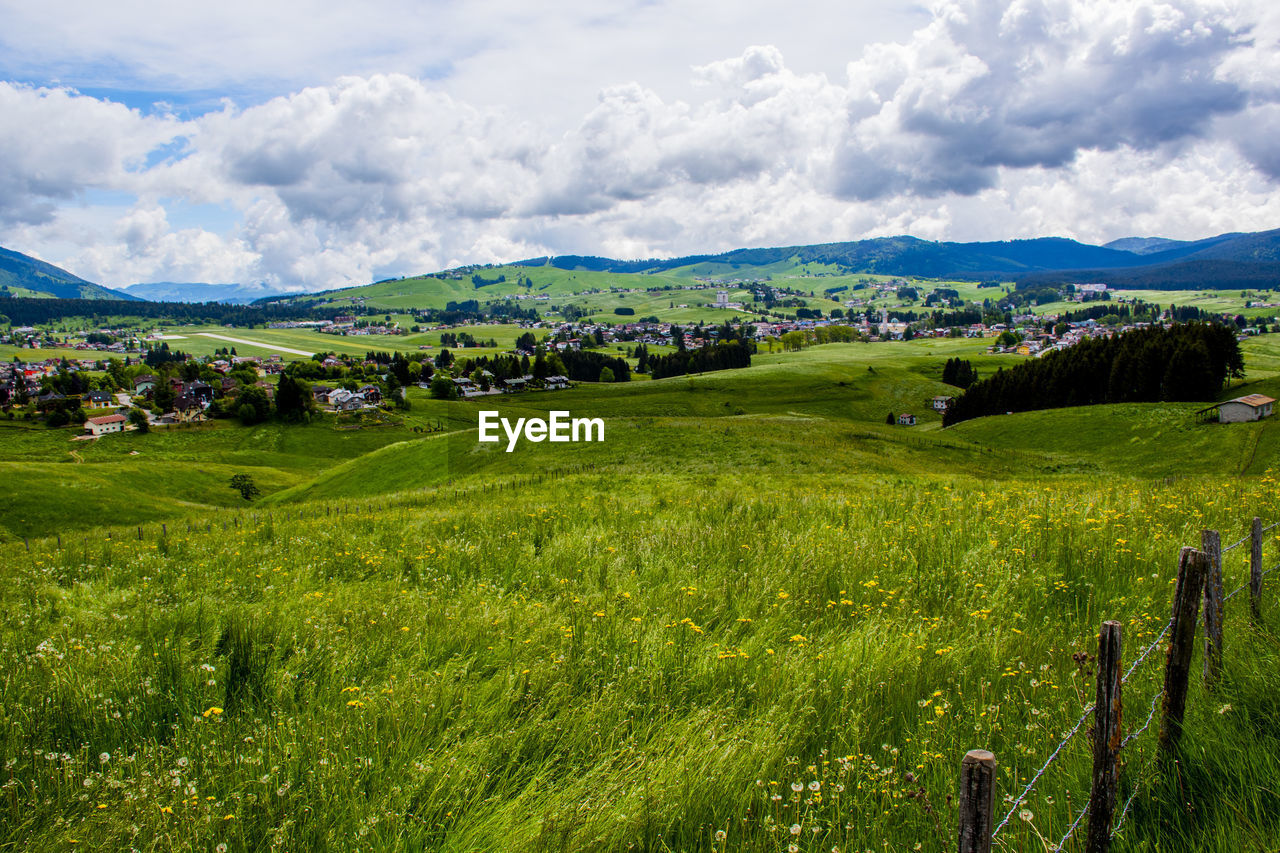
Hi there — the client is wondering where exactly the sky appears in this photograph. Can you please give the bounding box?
[1,0,1279,292]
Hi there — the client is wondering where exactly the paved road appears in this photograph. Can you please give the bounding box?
[195,332,315,357]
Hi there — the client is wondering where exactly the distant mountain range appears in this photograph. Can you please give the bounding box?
[518,228,1280,290]
[120,282,289,304]
[2,227,1279,305]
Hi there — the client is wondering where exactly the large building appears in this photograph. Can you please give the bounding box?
[85,414,127,436]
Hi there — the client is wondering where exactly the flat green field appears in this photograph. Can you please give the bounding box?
[4,335,1280,851]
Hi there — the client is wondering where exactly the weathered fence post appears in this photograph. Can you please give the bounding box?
[1201,529,1223,686]
[1086,621,1123,853]
[161,524,166,537]
[137,526,143,540]
[1160,547,1209,754]
[957,749,996,853]
[1251,516,1263,622]
[23,538,29,552]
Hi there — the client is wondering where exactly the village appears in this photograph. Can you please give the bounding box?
[2,277,1274,441]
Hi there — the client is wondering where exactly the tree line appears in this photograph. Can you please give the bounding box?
[943,323,1244,426]
[648,340,750,380]
[0,296,352,326]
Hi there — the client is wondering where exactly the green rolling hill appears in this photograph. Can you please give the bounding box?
[0,245,137,300]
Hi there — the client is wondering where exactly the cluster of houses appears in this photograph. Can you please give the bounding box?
[0,356,122,406]
[449,374,571,398]
[265,316,404,337]
[894,395,956,427]
[312,384,383,411]
[1,326,141,353]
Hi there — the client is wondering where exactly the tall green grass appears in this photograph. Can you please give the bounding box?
[2,466,1279,850]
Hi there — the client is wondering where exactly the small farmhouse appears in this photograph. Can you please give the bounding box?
[85,414,127,437]
[931,395,953,412]
[1219,394,1276,423]
[897,413,916,426]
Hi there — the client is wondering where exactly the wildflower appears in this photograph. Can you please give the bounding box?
[790,823,802,835]
[1019,808,1033,822]
[202,707,223,718]
[714,830,726,842]
[791,782,803,792]
[99,752,110,764]
[808,780,820,791]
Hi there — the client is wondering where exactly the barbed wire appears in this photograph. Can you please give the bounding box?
[1121,618,1173,684]
[989,520,1274,848]
[1112,751,1159,841]
[1223,562,1279,602]
[1221,532,1250,553]
[1122,690,1163,750]
[991,703,1093,838]
[1052,799,1090,852]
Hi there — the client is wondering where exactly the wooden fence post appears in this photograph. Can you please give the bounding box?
[1160,547,1209,754]
[1251,517,1263,622]
[1201,529,1223,686]
[957,749,996,853]
[1086,621,1123,853]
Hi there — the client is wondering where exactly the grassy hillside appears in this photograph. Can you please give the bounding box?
[0,420,426,539]
[0,246,133,300]
[274,262,992,325]
[5,336,1280,850]
[3,454,1279,851]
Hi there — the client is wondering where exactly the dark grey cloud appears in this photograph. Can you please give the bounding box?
[833,0,1258,200]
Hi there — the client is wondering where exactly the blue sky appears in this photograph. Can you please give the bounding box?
[0,0,1277,291]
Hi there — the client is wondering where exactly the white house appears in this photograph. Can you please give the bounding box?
[85,414,127,436]
[897,413,916,426]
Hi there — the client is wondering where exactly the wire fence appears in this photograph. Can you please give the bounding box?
[963,515,1278,853]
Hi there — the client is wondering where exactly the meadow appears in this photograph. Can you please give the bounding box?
[4,336,1280,850]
